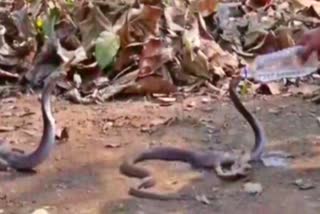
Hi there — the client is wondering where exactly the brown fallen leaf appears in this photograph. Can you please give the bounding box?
[293,0,320,15]
[55,127,69,143]
[56,40,87,65]
[246,0,272,9]
[139,38,174,78]
[275,27,295,50]
[246,32,278,55]
[122,75,177,95]
[113,43,142,73]
[163,6,185,36]
[299,5,320,19]
[117,5,162,48]
[191,0,219,17]
[257,82,281,95]
[78,3,112,49]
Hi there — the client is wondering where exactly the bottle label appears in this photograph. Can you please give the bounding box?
[244,67,317,83]
[242,45,319,83]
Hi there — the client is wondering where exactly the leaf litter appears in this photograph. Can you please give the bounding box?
[1,0,320,102]
[0,4,320,205]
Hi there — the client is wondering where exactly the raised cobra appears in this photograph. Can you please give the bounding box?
[0,71,63,171]
[119,76,267,200]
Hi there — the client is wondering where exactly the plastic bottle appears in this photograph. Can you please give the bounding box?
[242,46,319,83]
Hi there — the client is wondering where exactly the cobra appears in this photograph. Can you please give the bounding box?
[0,71,64,171]
[119,76,267,200]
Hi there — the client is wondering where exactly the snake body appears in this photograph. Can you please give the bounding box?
[229,77,266,161]
[120,76,267,200]
[0,71,62,171]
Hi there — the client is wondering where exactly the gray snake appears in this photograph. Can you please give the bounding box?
[0,71,63,171]
[119,76,267,200]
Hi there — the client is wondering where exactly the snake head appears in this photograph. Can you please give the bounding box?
[46,69,66,83]
[215,156,252,180]
[42,69,67,93]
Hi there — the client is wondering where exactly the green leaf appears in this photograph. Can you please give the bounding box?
[240,80,250,96]
[95,31,120,70]
[43,7,60,37]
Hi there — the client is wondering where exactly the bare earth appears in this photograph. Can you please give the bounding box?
[0,93,320,214]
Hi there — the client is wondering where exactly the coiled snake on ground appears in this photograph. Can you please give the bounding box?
[119,76,268,200]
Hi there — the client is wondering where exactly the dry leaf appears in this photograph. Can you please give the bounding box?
[78,4,112,49]
[56,40,87,65]
[56,127,69,143]
[122,75,177,95]
[191,0,219,17]
[139,38,173,77]
[258,82,281,95]
[246,0,272,9]
[117,5,162,48]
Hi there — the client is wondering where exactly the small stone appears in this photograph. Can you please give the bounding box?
[103,121,114,130]
[31,208,49,214]
[201,97,211,104]
[140,126,150,133]
[196,194,211,205]
[293,179,315,190]
[268,108,280,115]
[243,182,263,195]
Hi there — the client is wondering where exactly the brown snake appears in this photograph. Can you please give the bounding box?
[0,71,64,171]
[119,76,267,200]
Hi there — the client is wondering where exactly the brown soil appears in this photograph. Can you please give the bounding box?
[0,93,320,214]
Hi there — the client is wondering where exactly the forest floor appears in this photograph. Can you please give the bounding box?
[0,92,320,214]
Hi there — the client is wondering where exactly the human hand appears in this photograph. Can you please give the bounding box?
[298,27,320,63]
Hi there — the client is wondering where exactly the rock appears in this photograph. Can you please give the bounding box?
[293,178,315,190]
[243,182,263,195]
[31,208,49,214]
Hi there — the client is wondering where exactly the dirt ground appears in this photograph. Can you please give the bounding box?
[0,92,320,214]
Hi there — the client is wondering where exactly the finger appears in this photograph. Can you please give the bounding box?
[300,44,314,63]
[297,35,308,45]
